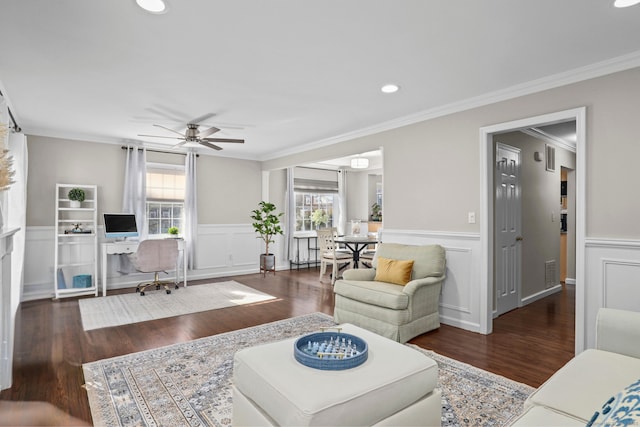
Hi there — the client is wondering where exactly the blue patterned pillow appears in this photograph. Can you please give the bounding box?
[587,379,640,426]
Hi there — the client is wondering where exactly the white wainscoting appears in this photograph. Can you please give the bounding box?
[381,229,482,333]
[583,237,640,350]
[22,224,282,301]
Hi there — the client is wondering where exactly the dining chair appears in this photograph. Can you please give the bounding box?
[128,239,179,296]
[317,228,353,285]
[359,232,379,268]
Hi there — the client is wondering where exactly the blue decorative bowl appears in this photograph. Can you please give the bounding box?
[294,330,368,370]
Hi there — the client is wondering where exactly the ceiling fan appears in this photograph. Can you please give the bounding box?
[138,122,245,151]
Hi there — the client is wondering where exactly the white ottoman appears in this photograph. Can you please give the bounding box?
[232,323,441,426]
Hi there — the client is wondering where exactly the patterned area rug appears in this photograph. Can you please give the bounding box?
[78,281,275,331]
[83,313,534,426]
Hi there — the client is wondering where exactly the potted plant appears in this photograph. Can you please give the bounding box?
[250,201,283,275]
[168,226,179,237]
[311,209,329,229]
[370,203,382,221]
[68,188,85,208]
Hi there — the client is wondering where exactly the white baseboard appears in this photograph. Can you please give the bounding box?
[521,284,563,306]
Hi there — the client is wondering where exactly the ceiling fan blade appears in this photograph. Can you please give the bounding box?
[188,113,216,125]
[145,107,188,124]
[171,140,188,149]
[199,140,223,151]
[199,126,221,138]
[138,134,183,139]
[153,124,187,137]
[203,137,245,144]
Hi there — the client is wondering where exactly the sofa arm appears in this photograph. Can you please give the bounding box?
[403,276,445,295]
[596,308,640,358]
[342,268,376,281]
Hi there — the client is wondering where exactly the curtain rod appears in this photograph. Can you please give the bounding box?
[0,89,22,133]
[121,146,199,157]
[296,165,339,172]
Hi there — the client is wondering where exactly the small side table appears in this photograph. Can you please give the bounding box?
[290,233,319,270]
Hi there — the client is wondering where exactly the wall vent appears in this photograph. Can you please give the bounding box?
[545,260,557,288]
[545,144,556,172]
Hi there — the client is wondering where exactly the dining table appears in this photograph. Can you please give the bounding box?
[334,235,379,268]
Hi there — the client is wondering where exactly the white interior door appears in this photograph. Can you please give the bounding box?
[495,143,522,316]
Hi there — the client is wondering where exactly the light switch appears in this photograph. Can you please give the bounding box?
[468,212,476,224]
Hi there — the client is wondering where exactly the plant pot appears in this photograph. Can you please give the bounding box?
[70,200,81,208]
[260,253,276,275]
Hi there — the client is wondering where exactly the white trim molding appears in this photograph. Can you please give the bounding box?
[480,107,587,355]
[381,229,482,332]
[583,237,640,350]
[22,224,284,301]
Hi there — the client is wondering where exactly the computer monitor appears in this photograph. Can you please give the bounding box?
[103,213,139,240]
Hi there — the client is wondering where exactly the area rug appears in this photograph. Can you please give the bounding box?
[78,281,276,331]
[83,313,534,426]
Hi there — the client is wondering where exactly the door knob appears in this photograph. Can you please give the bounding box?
[516,236,524,241]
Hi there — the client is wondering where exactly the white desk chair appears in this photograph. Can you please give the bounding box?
[128,239,179,296]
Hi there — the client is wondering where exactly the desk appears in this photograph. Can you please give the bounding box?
[101,239,187,297]
[334,236,378,268]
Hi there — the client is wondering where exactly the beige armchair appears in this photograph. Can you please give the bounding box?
[333,243,446,343]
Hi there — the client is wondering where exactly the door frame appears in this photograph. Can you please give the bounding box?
[479,107,586,354]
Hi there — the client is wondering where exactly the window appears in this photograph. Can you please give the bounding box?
[146,163,185,235]
[295,192,337,231]
[293,167,339,232]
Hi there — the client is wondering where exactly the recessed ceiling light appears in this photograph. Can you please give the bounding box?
[136,0,167,13]
[614,0,640,7]
[381,84,400,94]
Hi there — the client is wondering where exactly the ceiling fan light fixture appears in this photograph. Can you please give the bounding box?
[136,0,167,14]
[614,0,640,7]
[351,157,369,169]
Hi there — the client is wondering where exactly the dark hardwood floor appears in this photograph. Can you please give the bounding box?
[0,269,575,424]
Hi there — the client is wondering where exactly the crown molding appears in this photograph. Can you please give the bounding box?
[24,127,261,160]
[520,128,576,153]
[261,49,640,161]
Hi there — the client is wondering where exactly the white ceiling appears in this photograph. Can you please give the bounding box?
[1,1,640,160]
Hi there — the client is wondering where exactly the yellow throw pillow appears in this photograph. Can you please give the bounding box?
[374,257,414,285]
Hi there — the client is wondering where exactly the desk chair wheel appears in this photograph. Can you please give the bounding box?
[175,284,179,289]
[136,286,140,293]
[166,289,171,294]
[140,291,145,296]
[156,284,161,290]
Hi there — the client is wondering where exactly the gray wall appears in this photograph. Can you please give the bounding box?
[263,67,640,241]
[26,136,263,226]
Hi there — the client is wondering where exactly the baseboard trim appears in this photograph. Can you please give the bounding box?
[565,278,576,285]
[439,315,481,333]
[521,284,563,306]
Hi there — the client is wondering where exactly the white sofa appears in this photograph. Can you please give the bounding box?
[511,308,640,426]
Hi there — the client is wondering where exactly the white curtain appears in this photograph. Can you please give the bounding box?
[284,167,296,261]
[7,132,27,312]
[184,150,197,269]
[122,145,147,238]
[337,169,348,236]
